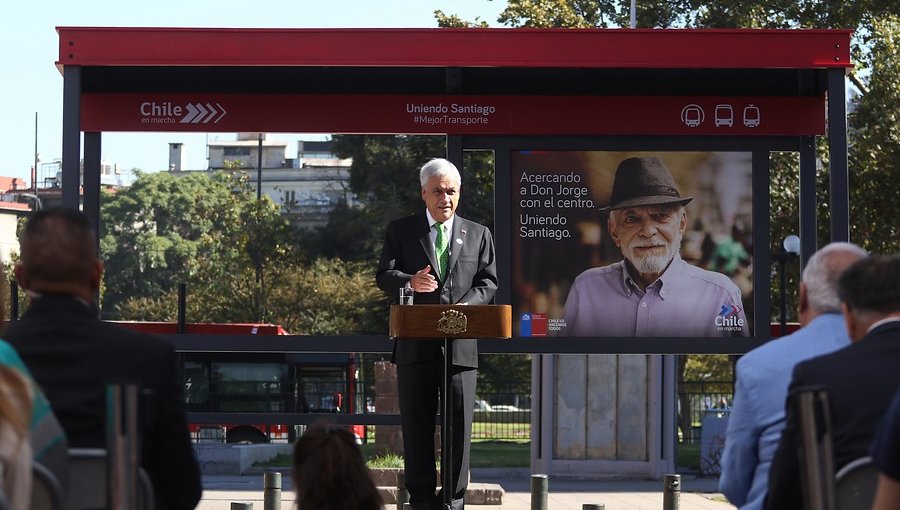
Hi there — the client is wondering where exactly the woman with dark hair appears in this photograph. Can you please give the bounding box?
[292,421,383,510]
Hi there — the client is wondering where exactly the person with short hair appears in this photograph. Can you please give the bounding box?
[764,254,900,510]
[5,207,201,510]
[376,157,497,510]
[719,242,866,510]
[562,156,748,337]
[292,421,382,510]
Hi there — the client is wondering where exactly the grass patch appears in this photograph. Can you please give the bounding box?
[361,440,530,468]
[256,438,531,469]
[471,440,529,468]
[254,453,292,468]
[677,443,701,471]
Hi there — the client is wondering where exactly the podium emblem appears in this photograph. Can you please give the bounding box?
[437,309,468,335]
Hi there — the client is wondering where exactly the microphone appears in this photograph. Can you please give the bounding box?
[447,247,453,305]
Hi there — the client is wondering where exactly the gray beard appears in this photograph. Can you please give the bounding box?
[624,231,683,277]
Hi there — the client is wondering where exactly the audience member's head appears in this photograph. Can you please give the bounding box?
[292,421,382,510]
[14,207,102,302]
[0,365,31,443]
[798,242,867,325]
[837,254,900,341]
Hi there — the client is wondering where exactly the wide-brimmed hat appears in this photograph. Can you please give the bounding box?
[599,157,693,212]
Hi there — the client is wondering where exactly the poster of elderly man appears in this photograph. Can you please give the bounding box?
[512,151,752,338]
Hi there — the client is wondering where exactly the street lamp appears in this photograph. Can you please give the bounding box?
[775,234,801,336]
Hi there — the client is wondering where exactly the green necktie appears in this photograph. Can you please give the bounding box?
[434,223,449,281]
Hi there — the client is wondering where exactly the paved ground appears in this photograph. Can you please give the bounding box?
[198,469,737,510]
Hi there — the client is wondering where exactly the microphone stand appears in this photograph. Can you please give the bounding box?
[442,250,454,510]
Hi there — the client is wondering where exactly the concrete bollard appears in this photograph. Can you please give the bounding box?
[531,474,549,510]
[582,505,605,510]
[663,473,681,510]
[231,503,252,510]
[263,472,282,510]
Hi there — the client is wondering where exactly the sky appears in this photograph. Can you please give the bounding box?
[2,0,505,186]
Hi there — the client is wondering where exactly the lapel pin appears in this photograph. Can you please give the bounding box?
[456,238,463,245]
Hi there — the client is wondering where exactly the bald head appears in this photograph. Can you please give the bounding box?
[16,207,101,298]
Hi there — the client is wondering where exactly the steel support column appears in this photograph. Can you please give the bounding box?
[61,66,82,209]
[827,69,850,242]
[83,132,102,247]
[799,136,818,268]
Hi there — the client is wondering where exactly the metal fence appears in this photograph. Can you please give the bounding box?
[677,380,734,444]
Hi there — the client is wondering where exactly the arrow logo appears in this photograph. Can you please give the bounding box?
[719,304,742,318]
[180,102,227,124]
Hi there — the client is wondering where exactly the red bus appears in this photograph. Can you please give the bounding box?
[113,322,365,443]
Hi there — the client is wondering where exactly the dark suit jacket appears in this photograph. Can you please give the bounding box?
[5,294,202,510]
[376,212,497,367]
[765,320,900,510]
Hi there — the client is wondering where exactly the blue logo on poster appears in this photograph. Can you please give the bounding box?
[521,312,532,337]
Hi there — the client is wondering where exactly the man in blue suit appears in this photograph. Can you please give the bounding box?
[719,242,866,510]
[765,254,900,509]
[376,158,497,510]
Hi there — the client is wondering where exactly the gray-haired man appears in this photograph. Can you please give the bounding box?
[563,156,748,337]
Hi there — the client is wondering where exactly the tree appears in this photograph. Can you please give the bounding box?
[302,135,495,261]
[100,171,257,315]
[103,169,389,335]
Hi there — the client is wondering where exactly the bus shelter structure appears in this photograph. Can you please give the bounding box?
[57,27,854,476]
[59,27,853,268]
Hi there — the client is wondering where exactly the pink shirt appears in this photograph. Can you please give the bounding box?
[561,255,749,337]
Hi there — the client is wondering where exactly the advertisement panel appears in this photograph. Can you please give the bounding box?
[512,150,753,338]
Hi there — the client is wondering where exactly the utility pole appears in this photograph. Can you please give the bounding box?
[33,112,38,191]
[256,133,264,322]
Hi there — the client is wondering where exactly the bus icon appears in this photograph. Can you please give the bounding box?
[715,104,734,127]
[743,104,760,127]
[681,104,705,127]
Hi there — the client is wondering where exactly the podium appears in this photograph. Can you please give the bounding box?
[390,304,512,510]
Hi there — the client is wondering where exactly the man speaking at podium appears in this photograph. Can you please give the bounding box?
[376,157,498,510]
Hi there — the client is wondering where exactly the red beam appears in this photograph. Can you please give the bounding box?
[57,27,853,70]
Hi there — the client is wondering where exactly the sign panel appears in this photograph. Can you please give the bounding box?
[511,150,754,339]
[81,94,825,135]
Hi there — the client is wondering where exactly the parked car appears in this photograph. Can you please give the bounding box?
[490,405,522,412]
[474,399,492,412]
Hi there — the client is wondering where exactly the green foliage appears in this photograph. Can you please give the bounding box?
[366,452,404,469]
[101,171,387,335]
[264,258,388,335]
[100,170,284,317]
[477,354,531,396]
[434,10,490,27]
[681,354,734,382]
[848,16,900,255]
[303,135,495,261]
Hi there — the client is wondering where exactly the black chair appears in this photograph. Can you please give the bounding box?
[834,456,878,510]
[67,448,155,510]
[30,461,64,510]
[791,385,837,510]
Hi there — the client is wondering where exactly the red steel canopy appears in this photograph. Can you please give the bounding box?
[57,27,851,69]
